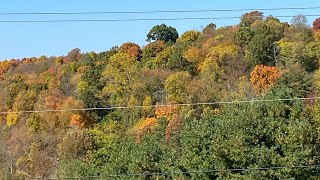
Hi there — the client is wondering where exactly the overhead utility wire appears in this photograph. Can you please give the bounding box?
[1,97,318,115]
[2,6,320,15]
[41,164,320,179]
[0,15,320,23]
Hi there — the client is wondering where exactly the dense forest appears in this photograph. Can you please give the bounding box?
[2,11,320,179]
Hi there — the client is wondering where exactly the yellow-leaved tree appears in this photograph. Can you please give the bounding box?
[164,72,191,103]
[102,53,138,106]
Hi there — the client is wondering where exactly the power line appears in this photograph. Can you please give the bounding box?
[1,97,318,115]
[0,17,239,23]
[0,15,319,23]
[40,164,320,179]
[2,6,320,15]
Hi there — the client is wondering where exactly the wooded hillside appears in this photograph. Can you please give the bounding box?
[1,12,320,179]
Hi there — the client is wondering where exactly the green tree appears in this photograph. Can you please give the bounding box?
[96,46,119,63]
[87,120,133,176]
[78,58,108,121]
[146,24,179,44]
[275,64,313,97]
[6,75,28,109]
[174,113,217,179]
[211,86,320,179]
[247,24,282,65]
[303,41,320,71]
[166,45,197,74]
[234,22,254,48]
[57,159,96,178]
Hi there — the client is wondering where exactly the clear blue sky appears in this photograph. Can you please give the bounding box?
[1,0,320,60]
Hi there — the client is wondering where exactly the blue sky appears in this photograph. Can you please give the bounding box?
[1,0,320,60]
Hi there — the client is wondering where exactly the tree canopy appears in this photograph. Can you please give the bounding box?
[146,24,179,44]
[1,14,320,179]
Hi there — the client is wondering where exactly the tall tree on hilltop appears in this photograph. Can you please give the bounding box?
[247,23,283,65]
[119,42,142,60]
[146,24,179,44]
[241,11,264,25]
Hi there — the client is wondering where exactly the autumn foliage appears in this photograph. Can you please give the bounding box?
[70,114,85,127]
[0,60,19,79]
[155,105,178,119]
[133,117,158,143]
[313,18,320,31]
[250,65,281,95]
[119,42,142,60]
[2,13,320,179]
[165,114,182,143]
[133,105,180,143]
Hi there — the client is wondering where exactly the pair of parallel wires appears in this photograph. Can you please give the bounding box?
[0,6,320,23]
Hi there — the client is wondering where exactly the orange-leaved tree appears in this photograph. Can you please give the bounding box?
[132,117,158,143]
[119,42,142,60]
[70,113,91,128]
[250,65,281,95]
[155,105,178,120]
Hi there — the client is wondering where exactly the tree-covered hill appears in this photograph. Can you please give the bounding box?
[2,12,320,179]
